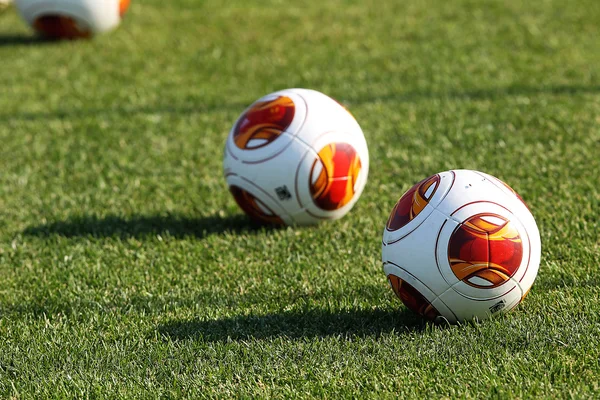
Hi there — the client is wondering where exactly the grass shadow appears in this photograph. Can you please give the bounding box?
[22,213,273,239]
[0,101,249,123]
[2,84,599,124]
[0,33,61,47]
[348,84,600,106]
[158,308,432,342]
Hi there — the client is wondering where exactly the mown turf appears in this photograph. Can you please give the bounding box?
[1,0,599,398]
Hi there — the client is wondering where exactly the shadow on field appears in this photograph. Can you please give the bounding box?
[158,308,430,342]
[23,213,272,239]
[347,83,600,106]
[0,34,59,47]
[0,101,249,123]
[1,84,598,123]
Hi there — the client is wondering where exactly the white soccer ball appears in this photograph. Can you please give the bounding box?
[382,170,541,323]
[224,88,369,226]
[15,0,130,39]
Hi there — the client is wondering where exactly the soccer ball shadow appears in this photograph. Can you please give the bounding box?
[22,212,281,240]
[0,33,63,46]
[157,307,436,343]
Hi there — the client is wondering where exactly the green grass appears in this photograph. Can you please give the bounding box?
[1,0,599,397]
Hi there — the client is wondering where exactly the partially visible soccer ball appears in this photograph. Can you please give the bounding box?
[0,0,13,10]
[224,88,369,225]
[382,170,541,323]
[15,0,130,39]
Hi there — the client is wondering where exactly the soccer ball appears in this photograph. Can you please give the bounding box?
[0,0,12,10]
[223,88,369,225]
[382,170,541,323]
[15,0,130,39]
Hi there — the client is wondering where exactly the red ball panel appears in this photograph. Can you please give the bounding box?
[120,0,131,17]
[230,185,283,225]
[233,96,295,150]
[448,214,523,288]
[34,15,91,39]
[310,143,362,211]
[388,274,440,321]
[386,174,440,231]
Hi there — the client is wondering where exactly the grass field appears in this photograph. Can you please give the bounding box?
[1,0,599,397]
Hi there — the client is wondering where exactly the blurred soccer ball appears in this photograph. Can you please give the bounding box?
[224,88,369,226]
[382,170,541,323]
[15,0,130,39]
[0,0,13,10]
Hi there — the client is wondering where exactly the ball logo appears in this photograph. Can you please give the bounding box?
[386,174,440,231]
[310,143,361,211]
[448,214,523,288]
[388,274,440,321]
[34,16,91,39]
[233,96,295,150]
[120,0,131,17]
[229,186,283,225]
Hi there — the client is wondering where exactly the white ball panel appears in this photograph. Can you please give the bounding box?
[517,233,541,293]
[227,135,312,221]
[475,172,542,293]
[383,262,438,303]
[15,0,122,33]
[382,209,454,296]
[384,262,457,323]
[224,88,369,225]
[294,130,369,220]
[430,296,459,324]
[440,278,523,321]
[436,201,529,299]
[226,89,308,164]
[436,170,509,218]
[382,169,541,322]
[475,171,533,215]
[293,89,365,145]
[224,174,293,225]
[290,209,319,226]
[383,203,436,244]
